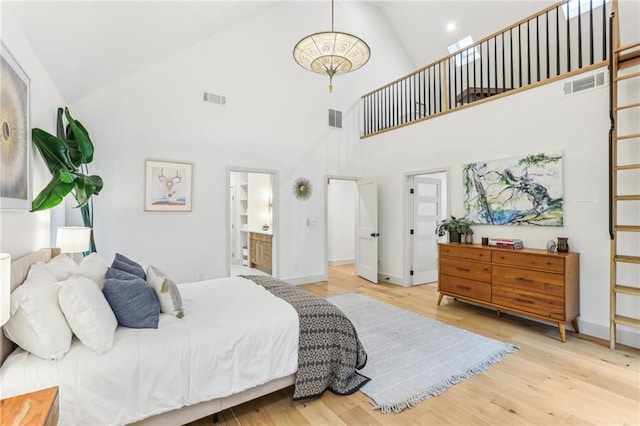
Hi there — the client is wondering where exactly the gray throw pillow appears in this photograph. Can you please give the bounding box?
[105,267,139,281]
[111,254,146,280]
[102,277,160,329]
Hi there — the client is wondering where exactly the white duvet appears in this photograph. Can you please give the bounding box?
[0,276,299,425]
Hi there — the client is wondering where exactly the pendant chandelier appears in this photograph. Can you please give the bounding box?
[293,0,370,93]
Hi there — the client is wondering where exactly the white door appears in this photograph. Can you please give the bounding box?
[411,176,441,284]
[356,179,378,283]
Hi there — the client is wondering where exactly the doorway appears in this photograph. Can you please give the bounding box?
[406,169,448,285]
[227,168,277,277]
[327,178,357,273]
[325,176,379,283]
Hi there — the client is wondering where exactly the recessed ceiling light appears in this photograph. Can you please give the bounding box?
[446,22,456,32]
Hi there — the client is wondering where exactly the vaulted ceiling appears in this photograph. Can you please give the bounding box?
[3,1,558,103]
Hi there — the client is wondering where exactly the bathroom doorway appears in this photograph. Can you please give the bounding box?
[227,168,277,277]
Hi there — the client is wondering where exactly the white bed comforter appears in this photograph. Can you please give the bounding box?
[0,276,299,425]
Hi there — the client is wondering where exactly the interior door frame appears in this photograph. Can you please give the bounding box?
[403,167,450,286]
[225,166,279,278]
[323,174,361,280]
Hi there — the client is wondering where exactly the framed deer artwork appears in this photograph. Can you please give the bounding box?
[144,159,193,212]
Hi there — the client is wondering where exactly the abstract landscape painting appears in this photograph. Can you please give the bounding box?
[463,152,563,226]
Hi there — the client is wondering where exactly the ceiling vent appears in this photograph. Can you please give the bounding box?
[203,92,226,105]
[328,109,342,129]
[563,71,606,95]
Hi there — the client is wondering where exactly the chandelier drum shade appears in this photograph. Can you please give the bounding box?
[293,0,370,92]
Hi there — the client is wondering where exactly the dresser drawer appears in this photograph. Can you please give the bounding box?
[492,251,564,273]
[492,285,565,320]
[440,244,491,262]
[440,257,491,282]
[492,265,565,298]
[439,275,491,302]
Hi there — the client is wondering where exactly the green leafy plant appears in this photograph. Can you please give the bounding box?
[435,215,473,242]
[31,107,103,253]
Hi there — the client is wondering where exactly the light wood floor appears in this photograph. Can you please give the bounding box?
[189,265,640,425]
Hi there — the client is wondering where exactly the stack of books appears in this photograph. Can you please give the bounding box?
[488,238,524,249]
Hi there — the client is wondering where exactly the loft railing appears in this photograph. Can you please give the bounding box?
[362,0,611,138]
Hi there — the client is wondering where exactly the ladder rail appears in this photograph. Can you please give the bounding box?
[609,1,640,350]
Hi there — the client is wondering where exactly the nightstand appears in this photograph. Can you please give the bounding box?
[0,386,59,426]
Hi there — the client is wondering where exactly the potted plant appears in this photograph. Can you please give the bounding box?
[30,107,103,254]
[435,216,473,243]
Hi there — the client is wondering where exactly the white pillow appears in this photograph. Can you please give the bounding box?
[46,253,80,280]
[58,274,117,353]
[79,253,109,289]
[146,266,184,318]
[3,263,72,360]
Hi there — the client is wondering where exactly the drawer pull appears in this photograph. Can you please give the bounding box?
[457,285,471,291]
[456,267,470,272]
[515,297,534,304]
[516,277,534,283]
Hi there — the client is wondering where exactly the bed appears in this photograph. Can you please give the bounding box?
[0,249,368,425]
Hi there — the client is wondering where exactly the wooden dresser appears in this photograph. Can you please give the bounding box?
[437,243,579,342]
[0,386,59,426]
[249,232,272,273]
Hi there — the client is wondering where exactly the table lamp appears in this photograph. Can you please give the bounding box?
[0,253,11,326]
[56,227,91,262]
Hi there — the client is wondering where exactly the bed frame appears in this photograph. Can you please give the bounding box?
[1,249,295,425]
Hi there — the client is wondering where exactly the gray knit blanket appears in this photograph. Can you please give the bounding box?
[242,275,369,399]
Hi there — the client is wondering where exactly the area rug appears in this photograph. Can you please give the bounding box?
[325,292,519,414]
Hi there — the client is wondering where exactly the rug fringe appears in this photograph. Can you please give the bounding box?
[373,345,520,414]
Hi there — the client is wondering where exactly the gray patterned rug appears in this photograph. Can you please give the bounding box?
[325,292,519,414]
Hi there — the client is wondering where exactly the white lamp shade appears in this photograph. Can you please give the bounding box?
[57,227,91,254]
[0,253,11,326]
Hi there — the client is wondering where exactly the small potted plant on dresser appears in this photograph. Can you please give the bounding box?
[435,216,473,243]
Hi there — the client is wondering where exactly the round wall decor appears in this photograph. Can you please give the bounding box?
[292,177,312,201]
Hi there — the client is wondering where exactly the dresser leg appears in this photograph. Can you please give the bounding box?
[558,323,566,342]
[437,292,444,305]
[571,319,580,334]
[496,310,501,317]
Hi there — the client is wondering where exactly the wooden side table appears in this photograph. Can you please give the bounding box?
[0,386,59,426]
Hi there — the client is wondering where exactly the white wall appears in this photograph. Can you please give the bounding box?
[328,179,356,265]
[67,2,411,284]
[0,9,66,258]
[336,69,639,347]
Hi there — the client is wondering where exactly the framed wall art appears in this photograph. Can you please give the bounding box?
[1,42,31,210]
[144,159,193,212]
[463,152,564,226]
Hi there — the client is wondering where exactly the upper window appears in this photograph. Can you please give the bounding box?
[447,36,480,67]
[561,0,610,20]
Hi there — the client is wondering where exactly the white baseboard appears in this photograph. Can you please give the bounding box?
[328,258,355,266]
[579,320,640,349]
[377,273,404,286]
[281,274,327,286]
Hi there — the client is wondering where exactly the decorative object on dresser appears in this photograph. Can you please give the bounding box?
[144,159,192,212]
[249,232,272,273]
[0,386,59,426]
[435,215,472,243]
[488,238,524,249]
[437,243,579,342]
[1,42,31,210]
[556,237,569,252]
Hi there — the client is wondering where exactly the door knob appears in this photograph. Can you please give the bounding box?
[370,233,380,237]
